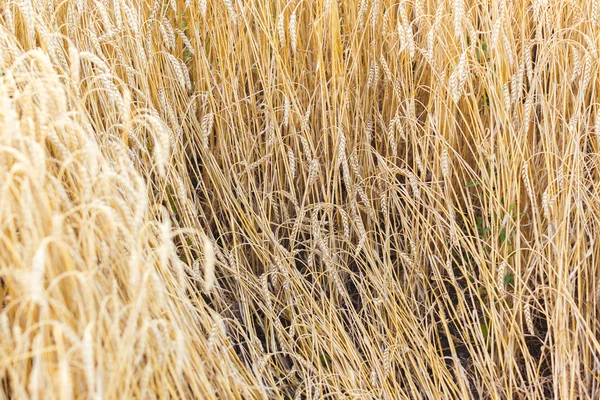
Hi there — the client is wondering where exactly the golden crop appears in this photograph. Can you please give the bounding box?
[0,0,598,398]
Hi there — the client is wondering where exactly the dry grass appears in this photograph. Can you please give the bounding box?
[1,0,600,398]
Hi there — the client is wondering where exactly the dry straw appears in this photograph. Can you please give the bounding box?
[204,236,215,292]
[1,0,599,399]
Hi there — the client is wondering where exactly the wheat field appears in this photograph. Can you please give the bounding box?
[0,0,599,398]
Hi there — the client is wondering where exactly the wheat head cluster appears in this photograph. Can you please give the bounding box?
[0,0,599,399]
